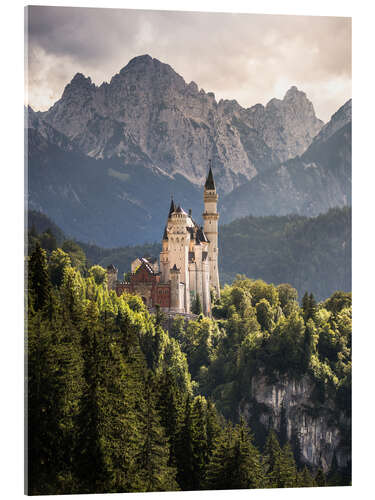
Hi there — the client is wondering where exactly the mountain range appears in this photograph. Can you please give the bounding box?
[26,54,351,247]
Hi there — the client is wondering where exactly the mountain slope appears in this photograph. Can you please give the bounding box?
[36,55,323,194]
[219,206,351,301]
[220,100,351,221]
[27,125,202,246]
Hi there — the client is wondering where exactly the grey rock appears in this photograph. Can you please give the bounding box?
[37,55,324,194]
[221,99,351,221]
[241,373,350,472]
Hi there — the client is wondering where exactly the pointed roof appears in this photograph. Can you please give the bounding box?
[171,264,180,273]
[136,258,155,275]
[204,161,216,190]
[197,226,209,243]
[168,198,176,217]
[175,205,187,215]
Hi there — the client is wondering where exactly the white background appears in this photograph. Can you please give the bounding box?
[0,0,372,498]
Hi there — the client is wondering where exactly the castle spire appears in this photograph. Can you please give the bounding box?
[168,197,176,217]
[203,159,220,299]
[204,160,216,190]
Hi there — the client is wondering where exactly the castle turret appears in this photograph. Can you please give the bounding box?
[106,264,118,291]
[170,264,183,312]
[202,161,220,298]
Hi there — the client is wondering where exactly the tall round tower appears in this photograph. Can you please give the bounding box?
[202,161,220,298]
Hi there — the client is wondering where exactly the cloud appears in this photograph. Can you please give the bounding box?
[26,6,351,121]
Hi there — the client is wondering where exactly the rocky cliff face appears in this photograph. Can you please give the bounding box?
[39,55,323,194]
[221,99,351,221]
[240,374,350,472]
[244,86,323,162]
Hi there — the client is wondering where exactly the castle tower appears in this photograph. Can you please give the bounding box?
[170,264,183,312]
[106,264,118,291]
[202,161,220,298]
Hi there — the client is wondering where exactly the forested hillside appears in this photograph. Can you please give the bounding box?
[29,206,351,301]
[26,233,351,494]
[219,207,351,300]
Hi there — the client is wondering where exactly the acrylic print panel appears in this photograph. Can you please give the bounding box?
[25,4,352,495]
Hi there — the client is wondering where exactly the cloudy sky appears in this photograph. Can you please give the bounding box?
[26,6,351,122]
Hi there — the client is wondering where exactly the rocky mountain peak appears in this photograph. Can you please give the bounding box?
[246,86,323,161]
[38,55,329,191]
[284,85,306,100]
[71,71,92,83]
[329,98,352,127]
[61,72,95,100]
[311,99,351,145]
[119,54,154,73]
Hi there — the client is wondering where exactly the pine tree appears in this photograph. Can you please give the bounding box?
[230,418,265,489]
[190,396,209,489]
[49,248,71,287]
[206,399,222,458]
[298,465,316,487]
[205,423,236,490]
[174,395,195,490]
[263,430,282,487]
[301,292,310,321]
[157,373,179,464]
[75,300,106,493]
[27,292,85,494]
[302,292,317,322]
[276,442,298,488]
[138,372,179,491]
[315,468,327,486]
[302,319,315,371]
[309,293,317,320]
[28,241,51,312]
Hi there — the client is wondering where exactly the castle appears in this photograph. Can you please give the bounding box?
[107,164,220,316]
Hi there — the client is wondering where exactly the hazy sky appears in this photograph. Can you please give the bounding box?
[26,6,351,122]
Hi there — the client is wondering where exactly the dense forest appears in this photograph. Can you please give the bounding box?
[26,226,351,494]
[220,207,351,301]
[29,206,351,301]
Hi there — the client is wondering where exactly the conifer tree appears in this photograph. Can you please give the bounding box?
[138,372,179,491]
[28,241,51,312]
[309,293,317,320]
[230,418,265,489]
[49,248,71,287]
[206,399,222,457]
[190,396,209,489]
[276,442,298,488]
[205,423,236,490]
[156,369,186,471]
[298,465,316,487]
[75,300,106,493]
[262,430,282,487]
[302,319,315,371]
[315,468,327,486]
[27,291,85,494]
[301,292,310,321]
[174,395,195,490]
